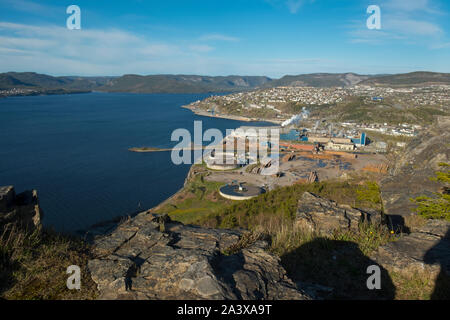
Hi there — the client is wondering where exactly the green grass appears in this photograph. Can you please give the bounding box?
[195,177,384,231]
[270,223,396,299]
[389,271,434,300]
[0,225,98,300]
[153,173,232,225]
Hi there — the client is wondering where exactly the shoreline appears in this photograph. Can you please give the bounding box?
[78,163,197,236]
[181,104,283,125]
[0,89,92,99]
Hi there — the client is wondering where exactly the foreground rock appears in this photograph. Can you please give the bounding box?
[371,219,450,279]
[296,192,383,234]
[88,212,310,300]
[0,185,42,231]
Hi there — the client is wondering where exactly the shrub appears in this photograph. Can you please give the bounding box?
[411,162,450,221]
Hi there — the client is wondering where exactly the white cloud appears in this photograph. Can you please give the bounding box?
[286,0,304,14]
[199,34,239,42]
[0,21,222,75]
[384,17,443,36]
[383,0,441,14]
[430,41,450,49]
[189,45,215,53]
[264,0,315,14]
[1,0,59,16]
[347,0,448,47]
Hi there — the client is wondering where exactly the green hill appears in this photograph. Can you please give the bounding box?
[359,72,450,87]
[1,71,449,94]
[265,73,373,88]
[99,74,273,93]
[0,72,114,91]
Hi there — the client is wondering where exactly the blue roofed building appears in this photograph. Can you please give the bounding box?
[351,132,367,146]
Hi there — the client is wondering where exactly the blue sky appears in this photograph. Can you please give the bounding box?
[0,0,449,77]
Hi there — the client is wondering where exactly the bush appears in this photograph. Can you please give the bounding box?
[411,163,450,221]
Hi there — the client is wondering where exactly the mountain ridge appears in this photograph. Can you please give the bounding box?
[1,71,449,94]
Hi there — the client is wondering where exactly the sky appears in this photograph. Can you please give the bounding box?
[0,0,449,77]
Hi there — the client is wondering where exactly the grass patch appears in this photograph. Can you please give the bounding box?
[270,222,396,299]
[196,177,384,230]
[389,270,435,300]
[0,225,98,300]
[153,173,232,224]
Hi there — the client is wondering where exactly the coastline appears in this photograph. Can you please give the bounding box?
[181,104,283,125]
[149,163,198,213]
[0,89,92,99]
[79,163,198,236]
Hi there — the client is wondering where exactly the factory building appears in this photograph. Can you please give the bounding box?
[280,128,367,149]
[325,141,355,151]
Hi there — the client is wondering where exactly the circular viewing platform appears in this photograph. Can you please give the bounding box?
[219,183,265,201]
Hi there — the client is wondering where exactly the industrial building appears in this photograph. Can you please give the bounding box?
[325,141,355,151]
[280,128,367,150]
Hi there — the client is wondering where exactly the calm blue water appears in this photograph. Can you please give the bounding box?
[0,92,270,232]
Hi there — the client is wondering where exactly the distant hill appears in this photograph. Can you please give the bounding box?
[0,72,114,90]
[0,74,35,88]
[1,71,449,94]
[264,73,373,88]
[99,74,273,93]
[359,72,450,87]
[0,72,272,93]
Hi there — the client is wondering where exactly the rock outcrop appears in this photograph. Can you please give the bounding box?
[0,185,42,231]
[371,219,450,279]
[296,192,383,234]
[381,116,450,218]
[88,212,310,300]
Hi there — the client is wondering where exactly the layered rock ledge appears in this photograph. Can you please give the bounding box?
[88,212,310,300]
[296,192,383,234]
[371,219,450,279]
